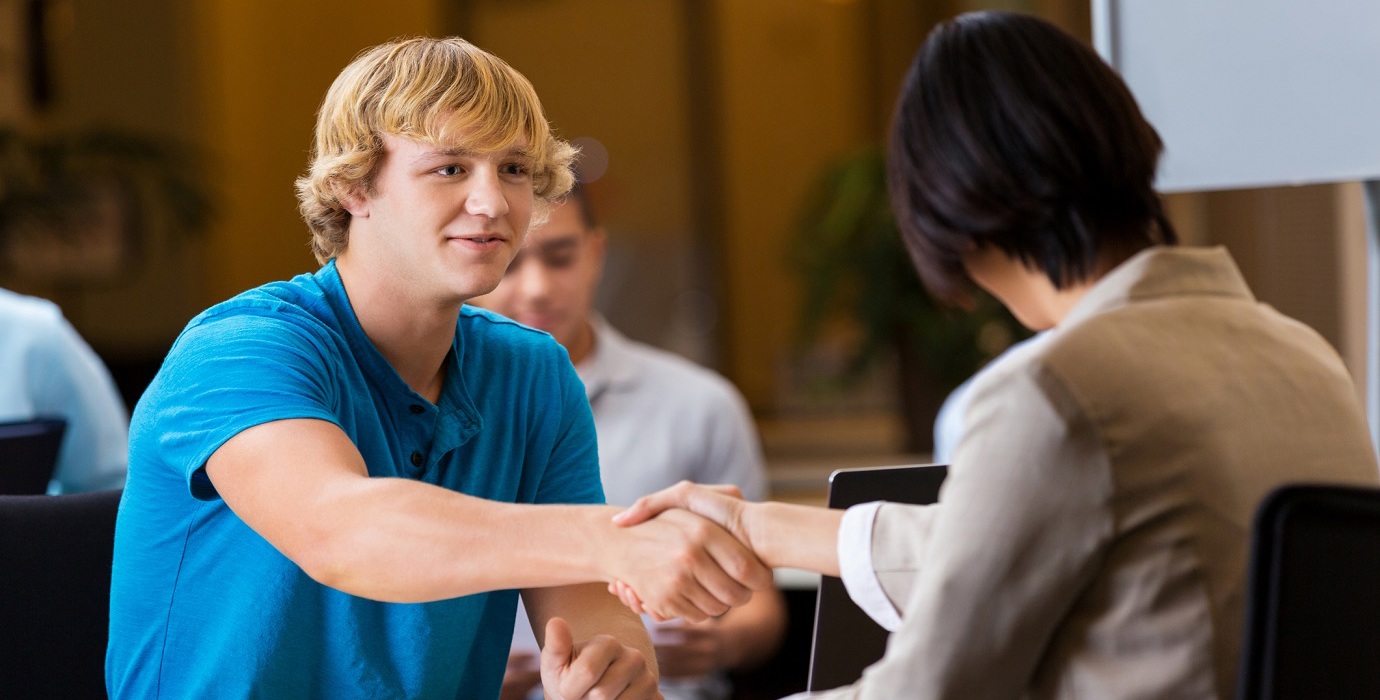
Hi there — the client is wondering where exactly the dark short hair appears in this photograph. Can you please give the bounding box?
[886,11,1177,304]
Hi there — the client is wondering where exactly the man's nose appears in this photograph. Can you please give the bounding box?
[465,168,510,219]
[513,263,552,300]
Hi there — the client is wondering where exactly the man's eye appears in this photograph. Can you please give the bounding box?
[502,163,531,178]
[542,253,576,269]
[436,165,462,176]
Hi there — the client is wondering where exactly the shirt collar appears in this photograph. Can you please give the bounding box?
[575,315,641,402]
[314,260,481,449]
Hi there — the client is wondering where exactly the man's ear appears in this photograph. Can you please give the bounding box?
[589,226,608,282]
[335,183,370,218]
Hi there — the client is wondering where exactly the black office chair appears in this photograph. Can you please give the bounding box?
[1237,483,1380,700]
[0,489,122,698]
[0,418,67,495]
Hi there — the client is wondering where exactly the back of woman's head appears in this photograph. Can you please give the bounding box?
[887,11,1176,303]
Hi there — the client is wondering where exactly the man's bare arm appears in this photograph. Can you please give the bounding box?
[205,419,772,618]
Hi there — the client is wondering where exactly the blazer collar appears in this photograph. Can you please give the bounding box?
[1060,246,1254,329]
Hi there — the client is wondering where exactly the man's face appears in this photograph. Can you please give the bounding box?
[469,198,605,354]
[341,132,536,303]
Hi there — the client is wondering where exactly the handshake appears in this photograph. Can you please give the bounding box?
[601,481,837,622]
[521,483,842,700]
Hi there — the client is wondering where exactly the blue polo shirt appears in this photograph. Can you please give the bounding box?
[106,261,602,699]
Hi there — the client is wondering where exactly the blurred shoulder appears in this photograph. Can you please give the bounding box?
[606,330,746,407]
[0,287,65,330]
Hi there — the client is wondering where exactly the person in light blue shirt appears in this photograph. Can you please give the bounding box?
[106,36,771,700]
[0,287,127,493]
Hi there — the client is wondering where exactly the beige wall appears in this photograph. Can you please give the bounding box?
[712,0,875,408]
[1337,183,1371,393]
[193,0,442,303]
[460,0,694,246]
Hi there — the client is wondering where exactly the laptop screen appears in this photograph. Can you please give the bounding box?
[807,463,947,692]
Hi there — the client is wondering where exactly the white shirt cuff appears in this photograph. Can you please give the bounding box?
[837,501,904,632]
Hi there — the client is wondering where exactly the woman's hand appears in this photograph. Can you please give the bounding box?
[613,482,753,549]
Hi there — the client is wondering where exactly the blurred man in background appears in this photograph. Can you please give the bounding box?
[472,182,786,700]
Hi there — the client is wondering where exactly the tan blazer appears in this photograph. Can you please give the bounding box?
[814,247,1378,699]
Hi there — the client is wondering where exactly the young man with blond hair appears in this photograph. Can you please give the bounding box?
[107,36,769,699]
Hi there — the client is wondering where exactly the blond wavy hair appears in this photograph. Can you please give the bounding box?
[295,36,577,263]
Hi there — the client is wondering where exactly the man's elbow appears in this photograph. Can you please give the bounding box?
[285,524,381,600]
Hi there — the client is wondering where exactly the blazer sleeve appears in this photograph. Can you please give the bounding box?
[834,358,1116,699]
[867,501,940,615]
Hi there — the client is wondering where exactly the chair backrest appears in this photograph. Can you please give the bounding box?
[1237,483,1380,700]
[0,417,67,495]
[807,463,947,693]
[0,489,122,698]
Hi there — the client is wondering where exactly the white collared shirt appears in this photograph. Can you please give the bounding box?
[514,316,767,700]
[576,316,766,506]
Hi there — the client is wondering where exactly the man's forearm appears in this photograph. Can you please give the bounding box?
[214,419,766,620]
[297,476,765,624]
[305,478,625,602]
[210,419,620,604]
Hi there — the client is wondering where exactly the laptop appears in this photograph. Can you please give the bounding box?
[807,463,948,693]
[0,418,68,495]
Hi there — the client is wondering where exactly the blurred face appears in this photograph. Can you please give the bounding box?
[469,198,605,362]
[339,132,536,303]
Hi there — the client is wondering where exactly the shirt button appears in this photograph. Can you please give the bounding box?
[410,451,424,467]
[409,404,425,414]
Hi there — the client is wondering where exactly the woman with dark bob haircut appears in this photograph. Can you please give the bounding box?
[614,11,1377,698]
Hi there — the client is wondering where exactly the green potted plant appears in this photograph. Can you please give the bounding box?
[0,126,213,284]
[789,146,1026,454]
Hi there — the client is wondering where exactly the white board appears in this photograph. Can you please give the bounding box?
[1093,0,1380,193]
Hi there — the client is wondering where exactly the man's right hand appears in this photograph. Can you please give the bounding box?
[605,506,771,623]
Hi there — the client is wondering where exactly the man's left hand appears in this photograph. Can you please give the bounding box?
[541,616,662,700]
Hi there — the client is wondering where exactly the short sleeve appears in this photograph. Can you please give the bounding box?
[140,306,344,500]
[530,352,604,506]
